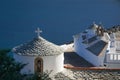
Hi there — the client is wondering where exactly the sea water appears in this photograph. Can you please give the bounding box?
[0,0,120,48]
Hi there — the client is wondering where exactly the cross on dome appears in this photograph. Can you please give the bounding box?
[35,27,42,37]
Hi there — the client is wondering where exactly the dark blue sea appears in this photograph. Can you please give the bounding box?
[0,0,120,48]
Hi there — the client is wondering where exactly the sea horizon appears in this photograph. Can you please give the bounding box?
[0,0,120,48]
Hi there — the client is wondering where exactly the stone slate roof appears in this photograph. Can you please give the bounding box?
[12,37,63,56]
[88,36,97,43]
[64,52,94,67]
[87,40,108,56]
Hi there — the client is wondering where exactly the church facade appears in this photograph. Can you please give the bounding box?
[12,28,64,76]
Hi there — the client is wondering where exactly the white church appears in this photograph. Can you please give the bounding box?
[12,23,120,77]
[12,28,64,76]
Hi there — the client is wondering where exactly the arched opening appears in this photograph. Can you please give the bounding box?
[34,57,43,73]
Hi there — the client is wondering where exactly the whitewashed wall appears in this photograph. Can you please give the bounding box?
[13,53,64,76]
[87,29,96,38]
[74,35,105,67]
[42,53,64,76]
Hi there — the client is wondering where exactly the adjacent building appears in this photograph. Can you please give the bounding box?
[73,23,120,68]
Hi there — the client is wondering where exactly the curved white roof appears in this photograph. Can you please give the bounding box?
[12,36,63,56]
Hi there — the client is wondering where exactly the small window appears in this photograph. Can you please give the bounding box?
[34,57,43,73]
[110,54,113,60]
[118,55,120,60]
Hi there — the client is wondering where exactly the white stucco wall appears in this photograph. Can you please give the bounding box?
[87,29,96,38]
[13,53,64,76]
[42,53,64,76]
[74,36,105,67]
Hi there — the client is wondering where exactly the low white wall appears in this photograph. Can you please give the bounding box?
[14,53,64,76]
[74,37,104,67]
[106,63,120,68]
[42,53,64,76]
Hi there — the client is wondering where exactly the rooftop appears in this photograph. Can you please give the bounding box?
[86,40,108,56]
[82,36,97,44]
[64,52,94,67]
[12,36,63,56]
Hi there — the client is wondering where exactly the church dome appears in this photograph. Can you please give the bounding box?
[12,27,64,56]
[12,36,63,56]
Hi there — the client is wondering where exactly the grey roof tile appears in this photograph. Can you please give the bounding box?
[12,37,63,56]
[86,40,107,56]
[64,52,94,67]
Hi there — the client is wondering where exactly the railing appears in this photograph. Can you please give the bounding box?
[106,53,120,63]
